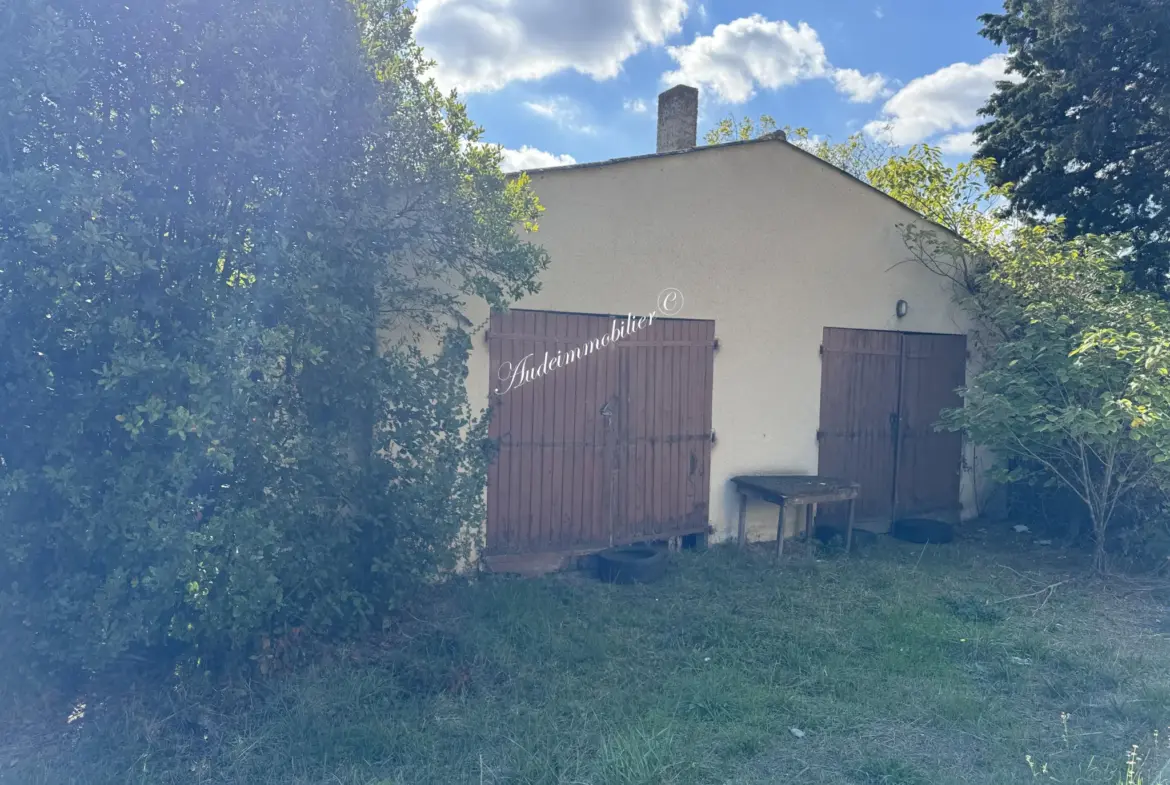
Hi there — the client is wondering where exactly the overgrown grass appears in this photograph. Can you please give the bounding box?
[4,528,1170,784]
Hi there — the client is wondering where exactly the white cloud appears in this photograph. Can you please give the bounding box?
[522,95,598,134]
[523,100,559,120]
[498,145,577,172]
[863,53,1018,146]
[623,97,649,113]
[697,4,708,22]
[873,6,884,18]
[831,68,890,103]
[662,16,829,103]
[938,131,977,156]
[661,15,887,104]
[416,0,688,93]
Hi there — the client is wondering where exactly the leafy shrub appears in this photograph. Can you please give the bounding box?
[873,146,1170,572]
[0,0,545,687]
[942,226,1170,571]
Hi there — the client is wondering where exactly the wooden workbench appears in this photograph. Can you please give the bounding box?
[730,475,860,557]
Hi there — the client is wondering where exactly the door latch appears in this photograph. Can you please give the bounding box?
[600,401,613,417]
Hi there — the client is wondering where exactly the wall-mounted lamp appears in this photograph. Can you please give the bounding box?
[895,299,909,319]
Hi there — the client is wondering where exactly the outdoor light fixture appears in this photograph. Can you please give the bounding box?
[895,299,909,318]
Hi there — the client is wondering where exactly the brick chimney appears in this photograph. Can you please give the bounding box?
[656,85,699,153]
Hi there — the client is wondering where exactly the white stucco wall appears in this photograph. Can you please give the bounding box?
[464,138,980,547]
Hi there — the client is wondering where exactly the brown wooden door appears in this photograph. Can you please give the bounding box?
[486,311,618,553]
[614,317,715,544]
[894,333,967,517]
[817,327,966,526]
[817,328,903,524]
[486,310,714,555]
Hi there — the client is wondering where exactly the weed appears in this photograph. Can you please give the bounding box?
[5,537,1170,785]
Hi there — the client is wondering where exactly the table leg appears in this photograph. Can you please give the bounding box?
[737,492,747,550]
[805,503,814,556]
[845,498,856,556]
[775,501,786,559]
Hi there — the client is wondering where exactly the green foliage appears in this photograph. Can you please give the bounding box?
[869,144,1021,307]
[870,145,1013,244]
[0,0,545,685]
[879,146,1170,569]
[702,115,898,184]
[702,113,778,144]
[976,0,1170,290]
[941,226,1170,571]
[9,547,1170,784]
[783,125,899,183]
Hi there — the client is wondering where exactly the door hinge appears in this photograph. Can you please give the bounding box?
[709,430,717,444]
[819,344,824,356]
[816,429,824,441]
[713,338,720,351]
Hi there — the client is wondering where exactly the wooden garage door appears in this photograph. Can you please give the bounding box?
[486,310,714,554]
[894,333,967,517]
[817,327,966,526]
[816,328,903,523]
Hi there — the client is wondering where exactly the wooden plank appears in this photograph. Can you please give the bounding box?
[540,311,559,547]
[589,315,607,545]
[603,321,620,545]
[617,325,630,542]
[673,318,683,533]
[895,332,966,517]
[512,311,531,549]
[486,316,499,550]
[817,327,902,526]
[651,316,666,532]
[571,314,589,547]
[637,322,652,537]
[486,322,501,551]
[621,323,637,540]
[495,310,509,551]
[501,333,711,347]
[685,320,703,524]
[504,311,524,550]
[529,312,542,549]
[676,320,691,536]
[529,311,544,549]
[581,315,597,546]
[701,321,714,520]
[554,311,573,547]
[626,319,650,541]
[675,320,688,531]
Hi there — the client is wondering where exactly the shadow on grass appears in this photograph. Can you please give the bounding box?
[5,536,1170,784]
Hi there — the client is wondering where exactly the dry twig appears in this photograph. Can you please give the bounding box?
[989,580,1070,613]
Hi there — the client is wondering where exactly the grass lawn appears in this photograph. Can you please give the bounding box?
[5,524,1170,785]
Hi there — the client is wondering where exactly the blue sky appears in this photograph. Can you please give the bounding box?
[412,0,1011,171]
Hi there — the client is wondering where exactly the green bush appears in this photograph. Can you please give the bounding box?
[870,146,1170,571]
[0,0,545,687]
[902,215,1170,571]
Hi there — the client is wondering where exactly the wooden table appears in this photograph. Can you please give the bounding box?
[730,475,860,557]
